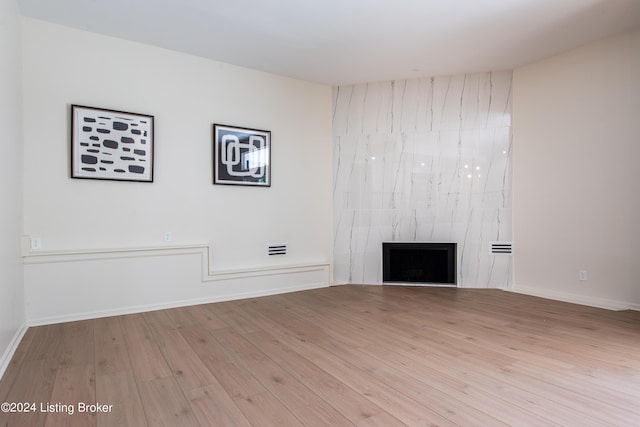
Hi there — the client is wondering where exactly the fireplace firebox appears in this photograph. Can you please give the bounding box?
[382,242,456,286]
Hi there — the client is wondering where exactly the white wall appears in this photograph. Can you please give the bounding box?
[21,18,333,323]
[333,72,513,287]
[0,0,26,376]
[512,28,640,310]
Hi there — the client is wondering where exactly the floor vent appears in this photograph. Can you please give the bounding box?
[490,241,512,255]
[268,243,287,256]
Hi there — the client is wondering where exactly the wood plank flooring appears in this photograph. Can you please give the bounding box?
[1,285,639,426]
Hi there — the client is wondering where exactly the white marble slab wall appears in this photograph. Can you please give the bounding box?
[333,71,513,288]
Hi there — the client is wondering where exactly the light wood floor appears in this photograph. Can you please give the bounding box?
[1,285,639,426]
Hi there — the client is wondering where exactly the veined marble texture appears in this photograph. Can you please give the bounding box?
[333,71,513,288]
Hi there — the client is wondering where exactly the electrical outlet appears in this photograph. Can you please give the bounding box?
[30,237,42,250]
[579,270,588,281]
[163,232,172,242]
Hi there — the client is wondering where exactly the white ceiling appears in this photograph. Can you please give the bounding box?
[17,0,640,85]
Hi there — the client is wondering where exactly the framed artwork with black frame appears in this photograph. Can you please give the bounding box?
[71,104,154,182]
[213,124,271,187]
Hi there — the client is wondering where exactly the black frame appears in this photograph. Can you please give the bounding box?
[382,242,457,285]
[213,124,271,187]
[71,105,154,182]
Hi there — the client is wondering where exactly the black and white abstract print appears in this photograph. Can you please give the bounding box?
[213,124,271,187]
[71,105,154,182]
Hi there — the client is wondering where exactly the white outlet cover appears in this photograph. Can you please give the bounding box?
[30,237,42,250]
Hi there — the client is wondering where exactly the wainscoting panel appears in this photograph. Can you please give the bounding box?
[23,244,330,325]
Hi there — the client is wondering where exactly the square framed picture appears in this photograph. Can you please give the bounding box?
[71,105,154,182]
[213,124,271,187]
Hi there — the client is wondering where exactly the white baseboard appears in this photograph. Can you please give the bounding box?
[27,281,328,327]
[0,323,28,381]
[508,284,639,311]
[330,281,350,286]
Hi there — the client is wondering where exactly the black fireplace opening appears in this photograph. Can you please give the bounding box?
[383,242,456,285]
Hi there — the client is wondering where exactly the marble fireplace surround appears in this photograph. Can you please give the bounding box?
[333,71,512,288]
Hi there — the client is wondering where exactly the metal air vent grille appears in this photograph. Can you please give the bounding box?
[268,243,287,256]
[490,241,512,255]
